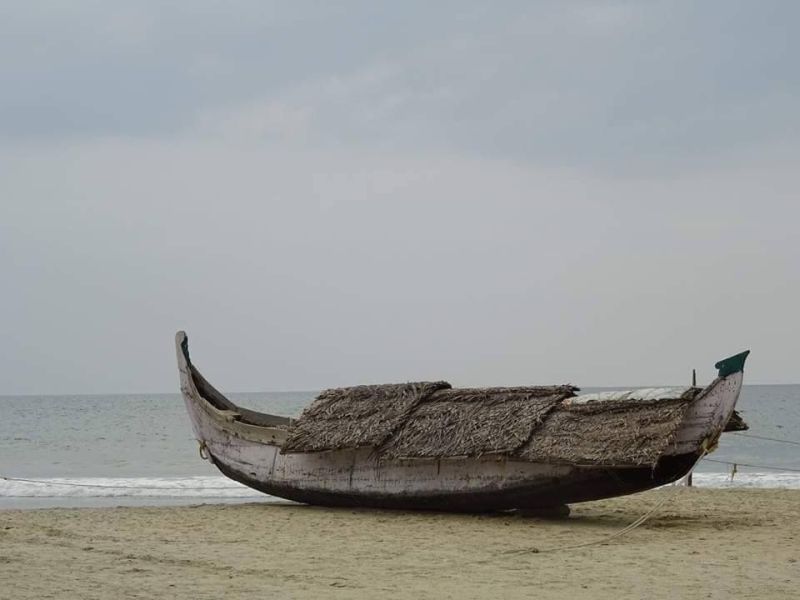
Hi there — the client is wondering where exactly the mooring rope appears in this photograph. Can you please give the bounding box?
[0,476,243,491]
[500,446,800,556]
[729,432,800,446]
[501,485,680,556]
[502,446,714,556]
[701,458,800,473]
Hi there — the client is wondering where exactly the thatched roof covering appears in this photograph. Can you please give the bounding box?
[281,382,450,453]
[379,386,577,460]
[516,392,697,467]
[283,382,703,467]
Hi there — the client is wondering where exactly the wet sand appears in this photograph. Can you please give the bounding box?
[1,489,798,599]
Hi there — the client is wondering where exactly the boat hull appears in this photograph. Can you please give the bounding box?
[210,451,698,511]
[176,332,744,511]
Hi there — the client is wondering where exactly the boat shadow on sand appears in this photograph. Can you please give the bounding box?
[209,496,755,532]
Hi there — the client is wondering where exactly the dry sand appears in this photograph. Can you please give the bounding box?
[1,489,798,599]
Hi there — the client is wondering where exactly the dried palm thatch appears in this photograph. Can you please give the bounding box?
[281,382,451,453]
[516,392,697,467]
[724,409,748,432]
[283,381,704,467]
[378,386,577,460]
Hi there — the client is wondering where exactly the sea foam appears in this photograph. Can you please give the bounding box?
[2,472,799,501]
[0,476,265,499]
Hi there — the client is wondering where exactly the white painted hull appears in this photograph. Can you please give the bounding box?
[175,332,744,510]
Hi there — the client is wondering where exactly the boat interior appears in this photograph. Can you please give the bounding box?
[188,361,292,429]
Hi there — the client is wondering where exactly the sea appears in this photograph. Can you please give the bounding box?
[1,385,798,509]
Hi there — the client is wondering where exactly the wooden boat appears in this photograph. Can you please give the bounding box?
[176,331,749,512]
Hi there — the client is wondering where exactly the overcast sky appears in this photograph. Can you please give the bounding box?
[2,1,798,394]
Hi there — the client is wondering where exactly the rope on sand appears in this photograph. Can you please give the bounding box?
[502,486,680,556]
[729,432,800,447]
[501,447,800,556]
[502,447,712,556]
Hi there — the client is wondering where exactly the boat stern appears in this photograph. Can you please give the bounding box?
[669,349,750,456]
[715,350,750,378]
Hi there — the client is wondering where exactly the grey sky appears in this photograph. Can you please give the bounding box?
[2,1,798,394]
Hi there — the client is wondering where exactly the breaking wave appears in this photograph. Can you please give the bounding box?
[2,472,800,502]
[0,476,267,499]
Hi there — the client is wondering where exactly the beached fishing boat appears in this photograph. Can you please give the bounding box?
[175,331,749,512]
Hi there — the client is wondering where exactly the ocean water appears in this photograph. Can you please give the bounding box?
[1,385,798,509]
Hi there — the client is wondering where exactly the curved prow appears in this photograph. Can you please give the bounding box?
[175,330,192,393]
[178,330,191,367]
[715,350,750,378]
[175,331,291,428]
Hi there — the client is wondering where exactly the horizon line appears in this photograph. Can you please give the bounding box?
[2,381,798,398]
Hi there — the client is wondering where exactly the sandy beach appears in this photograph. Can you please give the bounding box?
[1,489,798,599]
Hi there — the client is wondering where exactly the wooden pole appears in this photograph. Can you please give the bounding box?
[688,367,695,487]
